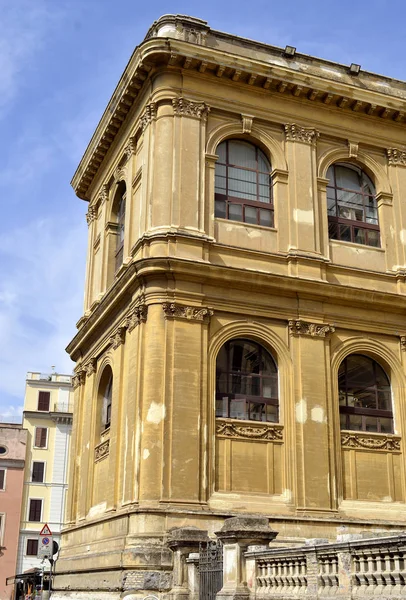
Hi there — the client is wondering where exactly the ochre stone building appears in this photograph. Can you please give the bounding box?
[56,15,406,599]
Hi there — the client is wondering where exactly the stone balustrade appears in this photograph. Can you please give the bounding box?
[247,533,406,599]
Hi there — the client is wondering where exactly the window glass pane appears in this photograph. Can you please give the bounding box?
[354,227,366,245]
[249,402,265,421]
[365,416,378,432]
[216,373,228,394]
[365,200,378,224]
[259,209,273,227]
[328,221,339,240]
[229,203,243,222]
[262,377,278,398]
[217,142,227,163]
[340,413,347,429]
[258,185,271,202]
[258,172,269,186]
[335,165,360,190]
[356,391,376,410]
[215,199,226,219]
[214,175,226,193]
[230,398,247,420]
[244,206,257,224]
[348,414,362,430]
[379,417,393,433]
[216,397,228,418]
[367,230,380,247]
[326,166,334,184]
[257,150,270,173]
[378,389,391,410]
[361,172,376,195]
[339,225,351,242]
[228,168,256,198]
[228,141,257,169]
[327,196,336,216]
[266,404,278,423]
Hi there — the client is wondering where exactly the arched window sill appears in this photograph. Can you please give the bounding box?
[329,239,385,252]
[215,217,277,233]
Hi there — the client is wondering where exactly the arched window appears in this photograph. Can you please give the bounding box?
[216,339,278,422]
[97,366,113,433]
[215,140,273,227]
[327,163,379,247]
[338,354,393,433]
[114,181,126,272]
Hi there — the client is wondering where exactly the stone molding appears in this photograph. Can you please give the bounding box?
[288,319,335,338]
[241,114,254,134]
[110,326,126,349]
[341,432,401,452]
[216,419,283,442]
[284,123,319,144]
[172,97,210,120]
[140,102,157,131]
[126,303,148,332]
[95,439,110,462]
[348,140,359,158]
[162,302,213,322]
[145,15,210,47]
[386,148,406,166]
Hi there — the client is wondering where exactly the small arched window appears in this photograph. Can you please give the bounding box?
[97,366,113,433]
[215,140,273,227]
[338,354,393,433]
[114,181,126,272]
[327,163,379,247]
[216,339,278,422]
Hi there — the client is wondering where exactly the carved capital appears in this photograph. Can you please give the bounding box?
[86,206,97,225]
[400,335,406,351]
[98,183,109,205]
[140,102,157,131]
[216,419,283,442]
[72,370,86,389]
[386,148,406,166]
[284,123,319,144]
[83,357,97,377]
[341,432,401,452]
[288,319,335,338]
[241,114,254,134]
[123,137,136,162]
[162,302,213,322]
[126,303,148,332]
[114,165,127,182]
[110,326,126,349]
[172,97,210,120]
[95,439,110,462]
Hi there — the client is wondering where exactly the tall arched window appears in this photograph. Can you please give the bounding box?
[327,163,379,247]
[338,355,393,433]
[114,181,126,272]
[216,339,278,422]
[215,140,273,227]
[97,366,113,433]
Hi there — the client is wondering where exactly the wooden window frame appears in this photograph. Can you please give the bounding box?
[34,427,48,449]
[37,390,50,411]
[28,498,43,522]
[31,461,45,483]
[0,468,6,491]
[26,538,39,556]
[215,140,274,228]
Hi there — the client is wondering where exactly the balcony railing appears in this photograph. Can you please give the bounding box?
[52,402,74,414]
[249,532,406,599]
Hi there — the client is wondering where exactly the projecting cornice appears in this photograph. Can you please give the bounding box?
[71,15,406,201]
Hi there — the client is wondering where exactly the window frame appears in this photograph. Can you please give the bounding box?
[34,427,48,449]
[215,140,274,228]
[31,461,46,483]
[115,188,126,272]
[28,498,43,522]
[327,162,380,247]
[216,338,279,423]
[0,468,6,491]
[26,538,39,556]
[338,354,393,434]
[37,390,50,411]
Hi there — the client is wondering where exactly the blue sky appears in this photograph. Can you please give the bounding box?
[1,0,406,419]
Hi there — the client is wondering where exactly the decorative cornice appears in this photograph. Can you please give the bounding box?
[72,370,86,389]
[288,319,335,337]
[284,123,319,144]
[95,439,110,462]
[162,302,213,322]
[110,326,126,349]
[341,432,401,452]
[216,420,283,442]
[86,206,97,225]
[386,148,406,166]
[126,303,148,332]
[172,97,210,120]
[241,114,254,134]
[140,102,157,131]
[84,357,97,377]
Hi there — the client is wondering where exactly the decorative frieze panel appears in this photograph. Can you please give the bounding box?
[162,302,213,322]
[126,303,148,332]
[216,419,283,442]
[95,439,110,462]
[172,97,210,120]
[140,102,157,131]
[110,326,126,349]
[341,432,401,452]
[386,148,406,166]
[288,319,335,337]
[284,123,319,144]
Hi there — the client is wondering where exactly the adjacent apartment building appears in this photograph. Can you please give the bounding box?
[0,423,27,600]
[54,14,406,600]
[15,372,73,575]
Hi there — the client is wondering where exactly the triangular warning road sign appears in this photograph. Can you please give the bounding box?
[40,523,52,536]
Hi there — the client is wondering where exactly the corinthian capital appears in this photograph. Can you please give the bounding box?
[162,302,213,322]
[386,148,406,166]
[284,123,319,144]
[172,97,210,120]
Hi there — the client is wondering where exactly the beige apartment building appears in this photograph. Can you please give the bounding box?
[55,15,406,600]
[15,372,73,578]
[0,424,27,600]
